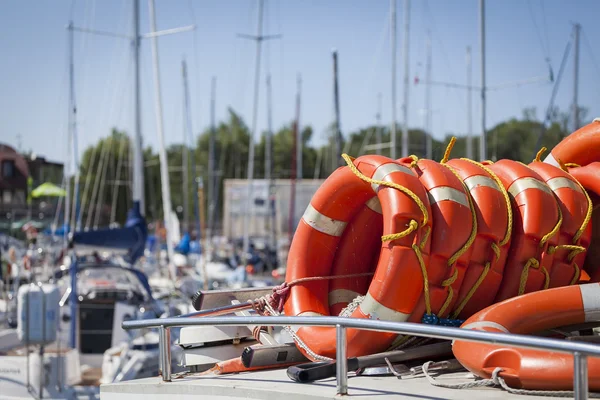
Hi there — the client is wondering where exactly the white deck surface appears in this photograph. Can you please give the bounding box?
[100,368,571,400]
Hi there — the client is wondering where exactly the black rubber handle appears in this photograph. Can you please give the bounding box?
[286,358,359,383]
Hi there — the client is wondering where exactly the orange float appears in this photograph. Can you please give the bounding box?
[489,160,560,301]
[327,202,383,316]
[568,162,600,282]
[404,158,474,324]
[284,154,432,359]
[528,160,592,287]
[445,158,512,319]
[453,283,600,391]
[545,118,600,168]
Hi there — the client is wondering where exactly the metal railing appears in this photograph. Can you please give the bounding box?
[122,316,600,399]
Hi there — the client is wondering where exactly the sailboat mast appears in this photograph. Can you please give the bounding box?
[401,0,410,158]
[390,0,397,159]
[208,77,217,240]
[425,29,432,159]
[182,59,192,233]
[376,93,382,155]
[289,75,301,244]
[148,0,176,277]
[65,21,74,243]
[265,74,277,250]
[572,23,581,132]
[242,0,265,255]
[332,50,341,170]
[479,0,487,161]
[132,0,145,216]
[466,46,473,159]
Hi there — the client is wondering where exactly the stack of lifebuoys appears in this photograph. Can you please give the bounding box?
[283,118,600,377]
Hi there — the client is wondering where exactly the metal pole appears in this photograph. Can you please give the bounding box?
[265,74,277,252]
[336,324,348,395]
[181,62,190,232]
[390,0,397,159]
[208,77,216,241]
[242,0,264,256]
[401,0,410,158]
[425,29,432,159]
[148,0,176,279]
[466,46,473,159]
[573,352,588,400]
[64,23,73,246]
[572,23,581,133]
[69,20,80,232]
[133,0,145,216]
[376,93,382,155]
[158,325,172,381]
[479,0,487,161]
[265,74,273,182]
[296,74,303,179]
[332,50,341,170]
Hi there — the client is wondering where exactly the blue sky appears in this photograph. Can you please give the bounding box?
[1,0,599,165]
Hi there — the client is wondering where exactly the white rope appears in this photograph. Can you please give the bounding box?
[339,295,365,317]
[262,298,333,362]
[423,362,600,397]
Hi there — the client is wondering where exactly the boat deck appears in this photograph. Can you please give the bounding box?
[99,368,569,400]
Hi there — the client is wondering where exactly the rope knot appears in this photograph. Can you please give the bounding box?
[270,282,290,313]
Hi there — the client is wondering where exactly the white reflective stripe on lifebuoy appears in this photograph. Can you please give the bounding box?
[365,197,382,214]
[427,186,469,208]
[328,289,362,306]
[302,204,347,237]
[463,175,501,192]
[594,117,600,123]
[371,163,415,191]
[461,321,509,333]
[547,176,582,194]
[543,153,561,168]
[359,293,411,322]
[579,283,600,322]
[507,177,553,198]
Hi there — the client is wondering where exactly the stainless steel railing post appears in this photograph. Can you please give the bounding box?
[574,352,589,400]
[158,325,172,382]
[336,324,348,396]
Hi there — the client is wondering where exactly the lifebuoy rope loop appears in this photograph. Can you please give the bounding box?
[540,200,563,247]
[518,258,550,296]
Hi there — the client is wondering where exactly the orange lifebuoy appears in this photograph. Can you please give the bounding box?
[328,203,382,316]
[545,119,600,168]
[453,283,600,391]
[284,154,432,359]
[405,158,474,323]
[528,161,592,287]
[445,158,512,319]
[568,162,600,282]
[489,160,560,301]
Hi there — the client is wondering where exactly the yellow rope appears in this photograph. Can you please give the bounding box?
[437,267,459,317]
[413,244,431,315]
[570,264,582,285]
[518,258,550,296]
[408,155,419,167]
[565,162,581,168]
[571,176,593,244]
[342,153,429,227]
[459,158,513,247]
[441,163,478,266]
[382,219,418,242]
[491,243,501,260]
[548,244,587,262]
[440,137,457,164]
[451,262,491,318]
[420,225,431,249]
[534,147,547,162]
[540,201,563,246]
